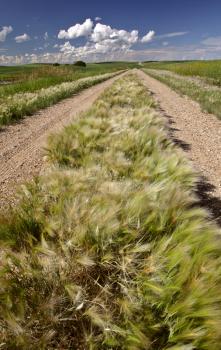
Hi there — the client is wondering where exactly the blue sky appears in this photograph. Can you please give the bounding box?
[1,0,221,64]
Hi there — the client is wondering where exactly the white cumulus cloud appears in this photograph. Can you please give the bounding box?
[91,23,112,42]
[91,23,138,44]
[1,20,163,64]
[141,30,155,43]
[15,33,30,43]
[59,41,75,53]
[58,18,93,39]
[0,26,13,42]
[57,20,139,58]
[91,23,138,54]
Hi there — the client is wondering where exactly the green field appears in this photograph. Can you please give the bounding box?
[143,60,221,86]
[0,62,138,127]
[0,71,123,127]
[1,74,221,349]
[0,62,137,97]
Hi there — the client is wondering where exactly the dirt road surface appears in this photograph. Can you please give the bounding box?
[136,69,221,224]
[0,73,124,208]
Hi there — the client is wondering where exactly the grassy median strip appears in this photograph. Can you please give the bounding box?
[143,68,221,119]
[0,71,122,127]
[0,75,221,349]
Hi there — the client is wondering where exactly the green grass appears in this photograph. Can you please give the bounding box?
[0,71,122,127]
[0,74,221,349]
[143,68,221,119]
[143,60,221,86]
[0,64,41,82]
[0,62,138,97]
[0,62,137,127]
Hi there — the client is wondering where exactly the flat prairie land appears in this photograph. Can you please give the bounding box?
[0,61,137,88]
[0,61,137,79]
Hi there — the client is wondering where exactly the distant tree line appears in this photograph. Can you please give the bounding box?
[52,61,87,67]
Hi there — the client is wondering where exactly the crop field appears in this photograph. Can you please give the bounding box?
[0,74,221,349]
[143,60,221,118]
[0,62,137,126]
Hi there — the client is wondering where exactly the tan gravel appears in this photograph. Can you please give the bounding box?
[136,69,221,224]
[0,73,125,208]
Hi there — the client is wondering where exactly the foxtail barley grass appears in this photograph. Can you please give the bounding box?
[0,75,221,349]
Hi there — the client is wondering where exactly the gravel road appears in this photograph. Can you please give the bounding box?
[136,69,221,224]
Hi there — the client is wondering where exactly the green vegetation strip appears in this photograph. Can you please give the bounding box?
[0,62,138,97]
[143,60,221,86]
[143,68,221,119]
[1,75,221,349]
[0,71,122,127]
